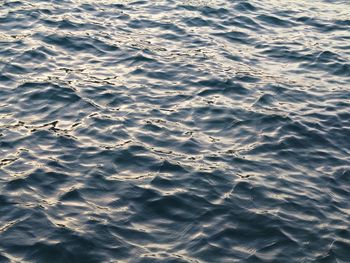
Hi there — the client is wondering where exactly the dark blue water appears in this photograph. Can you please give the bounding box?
[0,0,349,262]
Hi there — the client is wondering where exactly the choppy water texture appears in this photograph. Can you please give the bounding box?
[0,0,349,262]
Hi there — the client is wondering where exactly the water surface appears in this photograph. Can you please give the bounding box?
[0,0,350,262]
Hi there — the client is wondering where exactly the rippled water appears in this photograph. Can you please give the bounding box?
[0,0,349,262]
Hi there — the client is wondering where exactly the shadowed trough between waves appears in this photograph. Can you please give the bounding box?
[0,0,350,262]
